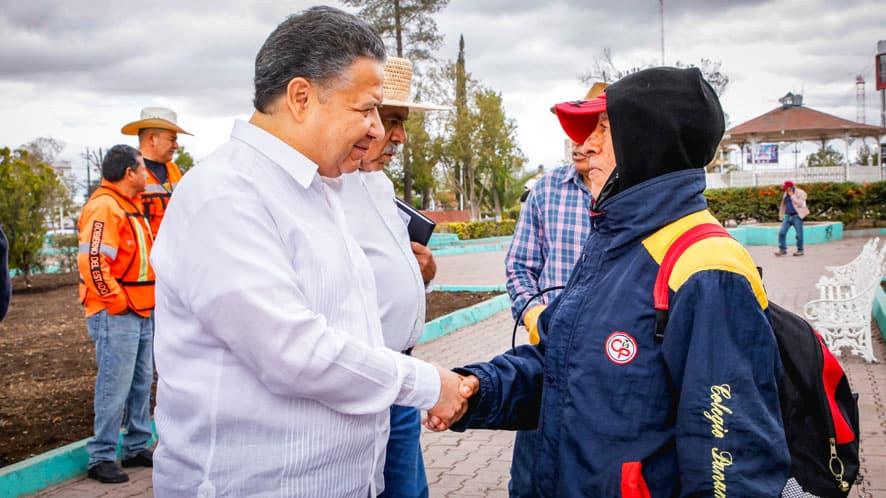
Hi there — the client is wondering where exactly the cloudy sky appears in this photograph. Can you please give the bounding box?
[1,0,884,183]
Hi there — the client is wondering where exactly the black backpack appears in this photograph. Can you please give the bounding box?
[653,223,860,497]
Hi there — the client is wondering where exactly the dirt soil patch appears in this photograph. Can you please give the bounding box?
[425,291,501,322]
[0,282,501,467]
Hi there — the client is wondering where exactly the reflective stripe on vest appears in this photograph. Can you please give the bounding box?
[128,213,150,282]
[78,242,118,260]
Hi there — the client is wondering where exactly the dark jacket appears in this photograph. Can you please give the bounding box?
[0,226,10,321]
[452,68,790,497]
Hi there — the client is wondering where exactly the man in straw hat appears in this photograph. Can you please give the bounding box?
[338,56,448,498]
[503,82,604,497]
[149,7,473,497]
[121,106,191,235]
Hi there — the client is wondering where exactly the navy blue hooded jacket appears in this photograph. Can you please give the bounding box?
[452,68,790,497]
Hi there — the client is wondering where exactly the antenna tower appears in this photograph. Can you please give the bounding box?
[856,75,866,124]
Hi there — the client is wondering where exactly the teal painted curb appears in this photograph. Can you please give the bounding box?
[434,243,511,256]
[727,222,843,246]
[0,426,158,497]
[418,293,511,345]
[431,235,513,256]
[875,280,886,343]
[436,284,507,293]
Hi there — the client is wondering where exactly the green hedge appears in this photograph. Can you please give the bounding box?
[443,220,517,240]
[705,181,886,227]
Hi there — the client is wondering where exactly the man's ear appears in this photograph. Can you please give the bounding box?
[285,77,312,123]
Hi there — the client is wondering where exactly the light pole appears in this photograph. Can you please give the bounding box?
[659,0,665,66]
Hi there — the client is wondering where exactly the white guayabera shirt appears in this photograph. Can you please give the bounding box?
[150,120,441,498]
[336,171,429,493]
[337,171,426,354]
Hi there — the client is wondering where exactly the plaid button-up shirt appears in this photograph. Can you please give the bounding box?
[506,165,593,320]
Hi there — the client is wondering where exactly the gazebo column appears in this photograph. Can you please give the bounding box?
[750,139,758,186]
[843,133,851,181]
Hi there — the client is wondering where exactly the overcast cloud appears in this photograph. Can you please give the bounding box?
[0,0,883,179]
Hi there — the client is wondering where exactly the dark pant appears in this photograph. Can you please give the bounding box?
[778,214,804,252]
[508,429,540,497]
[379,405,428,498]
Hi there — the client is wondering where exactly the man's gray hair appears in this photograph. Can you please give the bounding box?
[253,6,386,113]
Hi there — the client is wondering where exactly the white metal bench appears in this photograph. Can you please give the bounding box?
[804,239,885,363]
[815,238,881,300]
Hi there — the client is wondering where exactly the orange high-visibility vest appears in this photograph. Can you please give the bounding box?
[141,160,183,235]
[78,181,155,317]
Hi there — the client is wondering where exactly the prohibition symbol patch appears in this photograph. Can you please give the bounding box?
[605,331,638,365]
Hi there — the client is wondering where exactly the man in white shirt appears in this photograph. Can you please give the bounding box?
[150,8,471,497]
[339,57,449,498]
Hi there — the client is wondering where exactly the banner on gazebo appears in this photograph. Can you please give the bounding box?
[746,144,779,164]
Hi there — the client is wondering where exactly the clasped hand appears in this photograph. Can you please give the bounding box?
[424,367,479,432]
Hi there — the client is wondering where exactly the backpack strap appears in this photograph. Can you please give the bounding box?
[653,223,732,341]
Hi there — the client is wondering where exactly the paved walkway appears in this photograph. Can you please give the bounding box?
[31,237,886,497]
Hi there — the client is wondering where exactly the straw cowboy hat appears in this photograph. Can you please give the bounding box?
[121,107,192,136]
[382,57,450,112]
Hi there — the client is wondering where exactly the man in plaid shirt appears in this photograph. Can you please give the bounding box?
[504,138,596,497]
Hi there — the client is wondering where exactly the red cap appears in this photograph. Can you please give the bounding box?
[553,93,607,144]
[783,180,795,191]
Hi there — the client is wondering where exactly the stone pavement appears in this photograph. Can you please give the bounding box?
[30,237,886,497]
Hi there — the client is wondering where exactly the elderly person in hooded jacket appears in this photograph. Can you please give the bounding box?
[429,67,791,497]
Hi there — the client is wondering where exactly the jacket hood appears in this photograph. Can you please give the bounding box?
[596,66,724,207]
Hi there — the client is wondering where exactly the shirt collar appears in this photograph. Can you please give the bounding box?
[230,120,318,189]
[564,165,593,196]
[561,166,578,184]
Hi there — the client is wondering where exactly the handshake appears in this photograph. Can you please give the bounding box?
[423,367,480,432]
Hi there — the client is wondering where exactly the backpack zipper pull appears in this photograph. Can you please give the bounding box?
[829,437,850,492]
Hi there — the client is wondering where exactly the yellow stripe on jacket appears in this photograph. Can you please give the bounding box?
[642,209,768,310]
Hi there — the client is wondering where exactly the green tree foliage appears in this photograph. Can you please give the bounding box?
[857,144,880,166]
[405,108,438,209]
[436,37,526,220]
[343,0,449,63]
[344,0,450,204]
[472,89,526,220]
[0,147,67,285]
[21,137,76,228]
[174,146,195,173]
[807,145,844,167]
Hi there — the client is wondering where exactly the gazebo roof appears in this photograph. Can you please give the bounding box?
[723,102,886,145]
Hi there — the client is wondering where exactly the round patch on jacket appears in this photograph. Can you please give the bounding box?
[605,331,638,365]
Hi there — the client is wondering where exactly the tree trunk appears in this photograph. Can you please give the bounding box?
[493,190,502,221]
[393,0,413,204]
[403,153,413,205]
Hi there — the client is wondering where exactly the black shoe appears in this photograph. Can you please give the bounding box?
[122,448,154,468]
[87,461,129,483]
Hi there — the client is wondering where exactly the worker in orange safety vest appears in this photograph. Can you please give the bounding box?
[77,144,156,484]
[121,107,192,235]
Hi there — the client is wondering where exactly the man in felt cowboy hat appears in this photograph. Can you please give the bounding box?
[338,56,449,498]
[121,107,192,235]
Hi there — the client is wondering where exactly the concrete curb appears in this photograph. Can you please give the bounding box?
[728,222,843,246]
[0,429,157,497]
[435,284,507,293]
[418,293,511,345]
[875,280,886,343]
